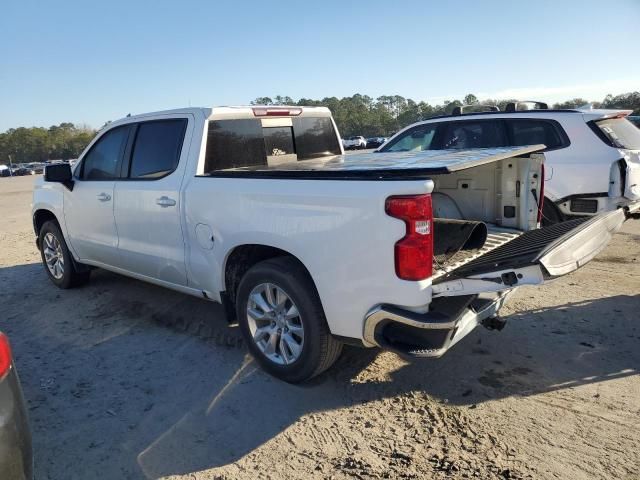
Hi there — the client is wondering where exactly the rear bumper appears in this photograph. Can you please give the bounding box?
[362,291,512,358]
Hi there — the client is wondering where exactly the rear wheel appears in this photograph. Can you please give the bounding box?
[39,220,90,289]
[236,257,342,383]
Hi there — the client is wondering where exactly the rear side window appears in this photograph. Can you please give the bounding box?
[129,119,187,179]
[382,124,438,152]
[506,119,566,150]
[204,116,341,173]
[593,118,640,150]
[81,125,130,180]
[441,120,508,149]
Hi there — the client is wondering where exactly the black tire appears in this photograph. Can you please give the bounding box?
[38,220,90,289]
[541,199,563,227]
[236,257,342,383]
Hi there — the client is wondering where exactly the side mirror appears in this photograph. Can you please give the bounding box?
[44,163,74,190]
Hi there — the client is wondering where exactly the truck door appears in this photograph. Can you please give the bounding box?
[64,124,132,265]
[113,116,192,286]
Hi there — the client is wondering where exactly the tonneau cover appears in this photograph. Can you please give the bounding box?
[207,145,545,180]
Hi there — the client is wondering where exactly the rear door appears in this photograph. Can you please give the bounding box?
[432,209,626,297]
[112,116,192,286]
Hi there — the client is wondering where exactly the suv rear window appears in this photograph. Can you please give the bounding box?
[204,116,341,173]
[594,118,640,150]
[506,119,566,150]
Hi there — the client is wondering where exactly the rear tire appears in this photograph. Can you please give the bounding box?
[236,257,342,383]
[38,220,90,289]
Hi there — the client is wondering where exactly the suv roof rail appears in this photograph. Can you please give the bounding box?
[451,104,500,116]
[504,101,549,112]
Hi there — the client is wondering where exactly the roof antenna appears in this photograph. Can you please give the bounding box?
[126,113,131,117]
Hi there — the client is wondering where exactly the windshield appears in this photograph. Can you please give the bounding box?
[380,124,438,152]
[595,118,640,150]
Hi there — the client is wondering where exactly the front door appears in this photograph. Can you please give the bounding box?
[64,124,132,266]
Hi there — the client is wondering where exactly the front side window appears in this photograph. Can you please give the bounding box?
[81,126,130,180]
[441,120,508,149]
[594,118,640,150]
[507,119,565,150]
[382,124,438,152]
[129,119,187,179]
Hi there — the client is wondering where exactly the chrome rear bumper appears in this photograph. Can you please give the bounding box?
[363,291,512,358]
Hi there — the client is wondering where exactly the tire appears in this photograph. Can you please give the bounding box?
[541,199,563,227]
[236,257,343,383]
[38,220,90,289]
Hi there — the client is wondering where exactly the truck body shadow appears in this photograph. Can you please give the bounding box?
[1,263,638,478]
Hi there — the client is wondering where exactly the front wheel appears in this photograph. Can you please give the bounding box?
[236,257,342,383]
[38,220,90,289]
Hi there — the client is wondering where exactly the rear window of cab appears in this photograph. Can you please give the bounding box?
[203,116,341,173]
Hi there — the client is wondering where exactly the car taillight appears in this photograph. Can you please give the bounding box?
[0,333,12,379]
[385,194,433,280]
[537,164,545,224]
[252,107,302,117]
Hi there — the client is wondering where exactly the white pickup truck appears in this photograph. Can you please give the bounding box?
[33,106,629,382]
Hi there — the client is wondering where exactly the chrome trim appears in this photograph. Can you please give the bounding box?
[362,291,513,356]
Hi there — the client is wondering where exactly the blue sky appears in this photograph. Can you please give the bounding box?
[1,0,638,131]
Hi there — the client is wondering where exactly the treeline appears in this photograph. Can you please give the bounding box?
[0,123,96,164]
[253,91,640,137]
[2,91,639,163]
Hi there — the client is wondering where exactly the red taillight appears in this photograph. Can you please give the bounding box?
[252,107,302,117]
[385,194,433,281]
[537,164,545,224]
[0,333,12,379]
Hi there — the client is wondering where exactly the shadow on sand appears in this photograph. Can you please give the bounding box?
[2,263,638,478]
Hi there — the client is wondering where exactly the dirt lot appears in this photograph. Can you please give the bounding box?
[1,174,639,480]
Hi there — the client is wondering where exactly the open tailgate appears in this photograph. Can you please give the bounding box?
[432,209,626,296]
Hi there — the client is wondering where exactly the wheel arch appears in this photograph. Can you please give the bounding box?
[222,244,320,323]
[33,209,60,247]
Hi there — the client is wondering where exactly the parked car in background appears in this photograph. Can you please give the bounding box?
[378,102,640,224]
[24,163,44,175]
[342,135,367,150]
[366,137,388,149]
[10,166,28,176]
[0,165,10,177]
[628,115,640,128]
[33,105,630,383]
[0,331,33,480]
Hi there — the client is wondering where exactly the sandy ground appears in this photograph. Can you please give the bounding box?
[1,174,639,480]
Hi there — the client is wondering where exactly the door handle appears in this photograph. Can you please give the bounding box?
[156,196,176,207]
[97,192,111,202]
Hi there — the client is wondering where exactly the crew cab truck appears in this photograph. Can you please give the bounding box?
[33,106,629,383]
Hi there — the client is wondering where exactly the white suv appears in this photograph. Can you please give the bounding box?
[342,135,367,150]
[377,102,640,224]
